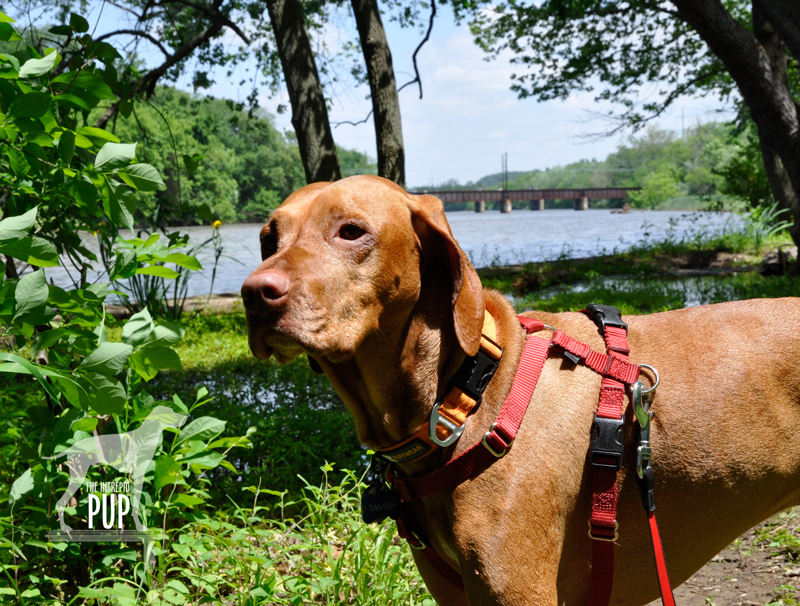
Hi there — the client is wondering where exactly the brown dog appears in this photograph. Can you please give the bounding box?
[241,175,800,606]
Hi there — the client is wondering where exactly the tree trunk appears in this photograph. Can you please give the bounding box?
[266,0,341,183]
[351,0,406,185]
[756,0,800,63]
[670,0,800,270]
[753,3,800,233]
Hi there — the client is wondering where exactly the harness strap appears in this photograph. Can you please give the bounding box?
[391,322,551,502]
[587,318,629,606]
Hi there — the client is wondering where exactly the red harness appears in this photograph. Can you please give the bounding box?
[371,313,676,606]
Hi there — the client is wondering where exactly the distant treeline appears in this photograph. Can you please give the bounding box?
[106,87,377,226]
[420,123,770,212]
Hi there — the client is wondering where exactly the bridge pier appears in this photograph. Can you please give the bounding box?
[530,199,545,211]
[500,199,512,213]
[573,197,589,211]
[475,200,485,213]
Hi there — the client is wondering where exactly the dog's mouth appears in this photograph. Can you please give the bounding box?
[247,320,356,365]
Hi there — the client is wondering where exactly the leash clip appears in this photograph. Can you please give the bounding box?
[429,402,464,448]
[632,381,654,479]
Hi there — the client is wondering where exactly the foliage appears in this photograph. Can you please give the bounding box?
[628,165,680,209]
[715,123,774,208]
[425,123,749,210]
[461,0,742,130]
[106,88,308,225]
[0,14,252,602]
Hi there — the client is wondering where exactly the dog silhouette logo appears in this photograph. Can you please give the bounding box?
[47,405,187,533]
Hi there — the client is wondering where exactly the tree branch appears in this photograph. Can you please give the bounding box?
[95,29,173,58]
[332,109,373,127]
[397,0,436,99]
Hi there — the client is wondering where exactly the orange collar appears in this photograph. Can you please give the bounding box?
[377,311,504,463]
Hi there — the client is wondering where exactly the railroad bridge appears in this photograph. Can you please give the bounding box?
[407,188,641,211]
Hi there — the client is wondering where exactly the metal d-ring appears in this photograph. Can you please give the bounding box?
[429,402,464,448]
[638,363,660,395]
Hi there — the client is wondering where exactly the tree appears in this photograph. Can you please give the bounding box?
[465,0,800,270]
[351,0,405,185]
[266,0,342,182]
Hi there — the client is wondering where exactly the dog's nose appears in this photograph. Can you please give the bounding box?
[241,269,291,308]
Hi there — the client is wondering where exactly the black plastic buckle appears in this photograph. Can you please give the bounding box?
[448,345,501,404]
[585,304,628,335]
[589,415,625,471]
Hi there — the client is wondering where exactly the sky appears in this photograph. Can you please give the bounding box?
[84,2,735,189]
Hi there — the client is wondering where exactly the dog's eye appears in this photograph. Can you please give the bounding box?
[260,227,278,260]
[338,224,366,241]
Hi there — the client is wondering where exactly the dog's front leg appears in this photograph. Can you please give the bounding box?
[411,549,469,606]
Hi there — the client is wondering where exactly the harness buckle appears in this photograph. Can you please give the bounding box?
[589,415,625,471]
[482,422,513,457]
[588,520,619,542]
[449,345,502,404]
[585,304,628,334]
[429,402,465,447]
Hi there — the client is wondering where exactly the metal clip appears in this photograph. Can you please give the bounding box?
[632,381,654,479]
[429,402,464,448]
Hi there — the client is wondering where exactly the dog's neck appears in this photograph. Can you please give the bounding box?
[318,279,526,477]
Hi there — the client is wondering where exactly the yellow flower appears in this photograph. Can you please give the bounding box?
[212,220,222,230]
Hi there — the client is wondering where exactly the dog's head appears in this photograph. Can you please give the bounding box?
[241,175,484,370]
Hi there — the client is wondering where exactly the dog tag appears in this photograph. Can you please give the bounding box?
[361,483,401,524]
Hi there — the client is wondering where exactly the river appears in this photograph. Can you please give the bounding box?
[45,209,742,299]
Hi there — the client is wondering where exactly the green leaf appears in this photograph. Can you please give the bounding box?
[18,50,60,78]
[136,266,179,279]
[0,236,59,267]
[122,307,154,346]
[57,130,75,164]
[71,416,98,433]
[139,346,181,371]
[0,22,22,42]
[154,455,181,490]
[69,13,89,33]
[78,342,132,375]
[0,352,62,403]
[81,372,126,415]
[119,98,133,118]
[175,417,226,448]
[9,468,33,507]
[163,253,202,270]
[187,451,224,470]
[143,324,185,347]
[8,92,51,118]
[119,163,164,191]
[76,126,119,143]
[0,207,36,242]
[170,493,204,508]
[95,141,136,171]
[31,328,65,357]
[105,178,136,231]
[54,93,90,111]
[13,268,47,320]
[0,12,16,23]
[182,153,204,176]
[51,70,115,100]
[48,25,73,36]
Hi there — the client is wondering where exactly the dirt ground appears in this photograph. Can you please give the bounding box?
[646,510,800,606]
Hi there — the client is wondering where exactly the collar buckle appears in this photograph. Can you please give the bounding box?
[429,402,465,447]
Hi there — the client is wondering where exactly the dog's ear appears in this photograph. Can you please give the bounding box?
[407,194,484,356]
